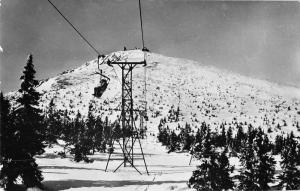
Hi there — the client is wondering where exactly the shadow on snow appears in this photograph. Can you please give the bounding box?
[43,179,187,191]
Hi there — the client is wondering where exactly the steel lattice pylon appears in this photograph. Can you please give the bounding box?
[104,59,149,175]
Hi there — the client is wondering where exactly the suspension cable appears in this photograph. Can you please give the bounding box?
[138,0,145,49]
[46,0,123,85]
[46,0,102,56]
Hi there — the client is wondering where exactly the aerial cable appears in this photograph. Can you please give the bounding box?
[46,0,123,86]
[46,0,102,56]
[138,0,145,49]
[138,0,148,130]
[138,0,147,96]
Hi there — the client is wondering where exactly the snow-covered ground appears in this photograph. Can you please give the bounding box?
[6,133,282,191]
[37,135,195,191]
[0,134,285,191]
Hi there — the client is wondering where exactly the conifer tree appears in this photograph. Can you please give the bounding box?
[219,124,227,147]
[86,103,96,153]
[192,127,206,159]
[102,116,111,145]
[113,122,121,140]
[71,111,90,162]
[273,134,284,155]
[238,130,259,191]
[279,132,300,190]
[189,132,234,190]
[44,98,60,145]
[255,129,275,190]
[202,126,213,157]
[216,148,234,190]
[175,106,180,122]
[189,125,217,191]
[190,121,206,146]
[158,127,169,146]
[168,131,180,152]
[94,116,104,152]
[233,125,245,152]
[0,92,11,162]
[1,55,45,189]
[188,153,218,191]
[0,93,18,189]
[180,124,194,151]
[226,126,233,147]
[61,109,71,142]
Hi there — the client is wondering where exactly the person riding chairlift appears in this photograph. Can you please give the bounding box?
[93,55,110,98]
[94,78,108,98]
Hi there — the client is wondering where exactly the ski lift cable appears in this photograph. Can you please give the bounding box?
[47,0,145,97]
[46,0,122,86]
[138,0,145,49]
[138,0,148,115]
[46,0,102,56]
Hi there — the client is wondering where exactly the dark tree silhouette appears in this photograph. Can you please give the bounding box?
[1,55,45,189]
[255,129,275,190]
[238,128,259,191]
[279,132,300,190]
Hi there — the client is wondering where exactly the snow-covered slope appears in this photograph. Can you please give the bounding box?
[7,50,300,137]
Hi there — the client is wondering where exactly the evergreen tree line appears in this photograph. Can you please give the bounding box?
[42,99,146,163]
[157,120,300,190]
[43,100,116,163]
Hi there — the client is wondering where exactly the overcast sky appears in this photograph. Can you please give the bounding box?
[1,0,300,92]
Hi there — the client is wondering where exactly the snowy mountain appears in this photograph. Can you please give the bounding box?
[3,49,300,191]
[7,49,300,137]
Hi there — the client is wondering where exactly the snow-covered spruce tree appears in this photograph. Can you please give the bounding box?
[157,126,169,146]
[226,126,233,147]
[216,148,234,190]
[179,124,194,151]
[202,126,213,157]
[94,116,104,152]
[192,122,209,159]
[216,123,226,147]
[44,98,61,145]
[192,128,204,158]
[188,130,234,191]
[168,130,180,153]
[273,134,284,155]
[238,127,259,191]
[254,129,275,190]
[188,125,216,191]
[71,111,91,162]
[61,109,71,143]
[279,132,300,190]
[112,121,121,140]
[1,55,45,189]
[188,153,218,191]
[86,102,96,153]
[233,124,245,152]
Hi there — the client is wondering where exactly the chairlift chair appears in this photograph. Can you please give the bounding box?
[144,115,149,121]
[93,55,110,98]
[94,79,108,98]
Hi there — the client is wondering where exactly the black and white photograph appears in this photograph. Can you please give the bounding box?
[1,0,300,190]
